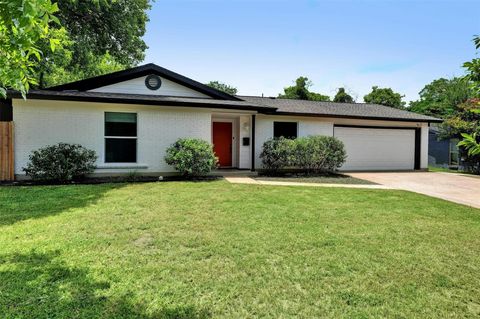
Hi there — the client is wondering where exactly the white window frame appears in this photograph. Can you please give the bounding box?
[104,112,138,163]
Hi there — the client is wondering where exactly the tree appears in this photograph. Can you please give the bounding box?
[0,0,65,97]
[38,0,151,88]
[409,78,472,118]
[363,86,405,109]
[463,35,480,96]
[440,99,480,139]
[278,77,330,101]
[333,88,354,103]
[206,81,238,95]
[452,36,480,173]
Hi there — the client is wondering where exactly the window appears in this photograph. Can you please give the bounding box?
[105,112,137,163]
[449,138,459,166]
[274,121,298,139]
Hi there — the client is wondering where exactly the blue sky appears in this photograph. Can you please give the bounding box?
[143,0,480,102]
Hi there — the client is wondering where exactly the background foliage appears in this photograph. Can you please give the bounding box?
[333,88,354,103]
[278,77,330,101]
[206,81,238,95]
[38,0,151,88]
[0,0,64,97]
[0,0,151,95]
[409,78,472,118]
[363,86,406,109]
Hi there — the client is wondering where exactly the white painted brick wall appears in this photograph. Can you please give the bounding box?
[13,99,211,175]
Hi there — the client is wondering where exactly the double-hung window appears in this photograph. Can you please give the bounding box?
[105,112,137,163]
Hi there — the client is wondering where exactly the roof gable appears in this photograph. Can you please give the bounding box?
[47,63,241,101]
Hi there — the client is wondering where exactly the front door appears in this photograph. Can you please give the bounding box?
[213,122,232,167]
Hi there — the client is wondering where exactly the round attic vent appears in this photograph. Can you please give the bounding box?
[145,74,162,90]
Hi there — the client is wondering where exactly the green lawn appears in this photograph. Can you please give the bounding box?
[255,174,376,184]
[429,165,479,178]
[429,166,461,173]
[1,181,479,318]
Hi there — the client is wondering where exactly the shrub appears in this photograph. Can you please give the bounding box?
[314,136,347,172]
[260,135,346,174]
[259,137,295,173]
[165,138,218,176]
[23,143,97,182]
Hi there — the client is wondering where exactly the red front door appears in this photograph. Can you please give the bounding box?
[213,122,232,167]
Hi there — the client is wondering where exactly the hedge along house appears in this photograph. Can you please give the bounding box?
[1,64,441,180]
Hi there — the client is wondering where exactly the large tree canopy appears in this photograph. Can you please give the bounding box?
[39,0,151,88]
[0,0,65,97]
[333,88,354,103]
[0,0,151,94]
[206,81,238,95]
[363,86,405,109]
[278,77,330,101]
[409,78,472,118]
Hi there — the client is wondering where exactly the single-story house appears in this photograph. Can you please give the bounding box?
[1,64,441,179]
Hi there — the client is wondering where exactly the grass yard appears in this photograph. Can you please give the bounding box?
[1,181,479,318]
[429,165,479,178]
[255,173,376,184]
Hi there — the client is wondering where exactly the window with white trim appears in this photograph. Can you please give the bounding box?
[105,112,137,163]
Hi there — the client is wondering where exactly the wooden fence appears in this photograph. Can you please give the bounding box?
[0,122,14,181]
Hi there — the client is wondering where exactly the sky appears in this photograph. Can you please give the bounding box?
[143,0,480,103]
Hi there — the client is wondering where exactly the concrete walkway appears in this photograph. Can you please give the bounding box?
[348,172,480,209]
[224,177,391,189]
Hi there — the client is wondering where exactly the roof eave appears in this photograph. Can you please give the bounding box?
[266,111,442,123]
[8,91,272,112]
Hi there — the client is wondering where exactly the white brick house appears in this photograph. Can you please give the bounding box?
[3,64,441,178]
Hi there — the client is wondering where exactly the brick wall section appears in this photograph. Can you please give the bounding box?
[13,99,212,176]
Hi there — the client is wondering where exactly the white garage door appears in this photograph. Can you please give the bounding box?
[334,126,416,171]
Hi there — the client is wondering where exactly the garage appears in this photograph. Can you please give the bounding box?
[334,125,420,171]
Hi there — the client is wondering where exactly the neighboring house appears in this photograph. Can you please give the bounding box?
[1,64,441,179]
[428,125,459,167]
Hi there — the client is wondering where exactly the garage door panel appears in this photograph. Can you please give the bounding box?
[334,127,415,171]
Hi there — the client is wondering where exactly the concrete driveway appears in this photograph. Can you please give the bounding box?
[348,172,480,209]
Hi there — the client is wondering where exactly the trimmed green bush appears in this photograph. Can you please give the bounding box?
[319,136,348,171]
[23,143,97,182]
[260,135,346,174]
[165,138,218,176]
[259,137,295,173]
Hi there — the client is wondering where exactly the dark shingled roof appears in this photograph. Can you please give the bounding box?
[8,90,275,112]
[9,90,442,123]
[238,96,442,123]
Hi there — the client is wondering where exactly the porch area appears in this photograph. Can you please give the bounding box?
[211,113,254,170]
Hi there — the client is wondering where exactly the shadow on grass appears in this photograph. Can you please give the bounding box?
[0,184,126,227]
[0,250,211,319]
